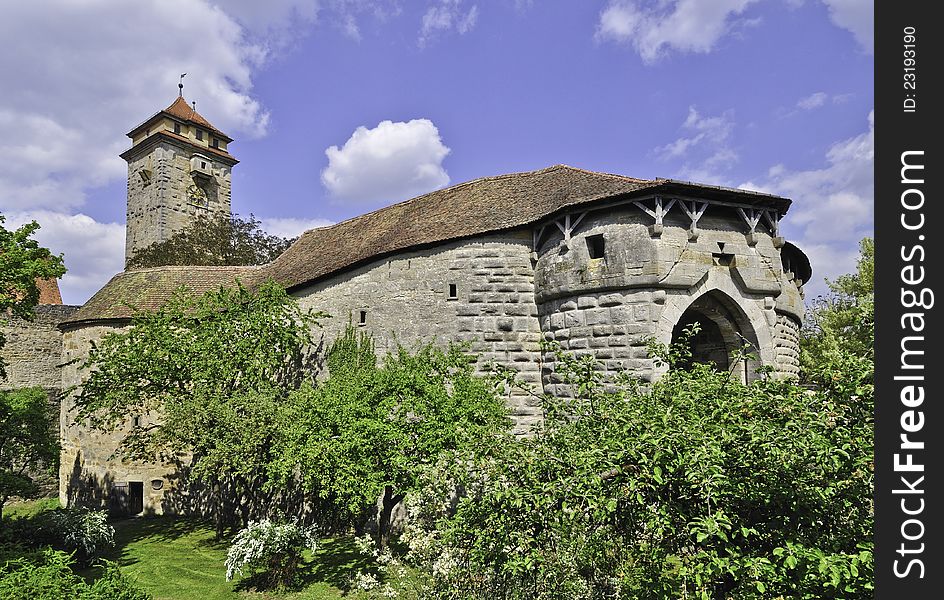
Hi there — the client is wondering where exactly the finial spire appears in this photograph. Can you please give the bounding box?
[178,73,186,96]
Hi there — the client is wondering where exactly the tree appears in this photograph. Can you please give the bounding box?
[126,213,294,269]
[268,326,511,549]
[801,237,874,377]
[72,281,322,536]
[0,215,67,378]
[0,388,59,520]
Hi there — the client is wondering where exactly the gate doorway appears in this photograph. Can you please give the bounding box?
[670,292,761,383]
[128,481,144,515]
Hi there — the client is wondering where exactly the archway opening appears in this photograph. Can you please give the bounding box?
[670,292,761,383]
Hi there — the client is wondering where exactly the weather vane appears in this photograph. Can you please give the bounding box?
[178,73,187,96]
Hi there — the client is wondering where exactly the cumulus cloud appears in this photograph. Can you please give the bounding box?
[5,211,125,306]
[821,0,873,52]
[596,0,758,63]
[260,216,334,239]
[0,0,274,214]
[321,119,451,204]
[797,92,828,110]
[419,0,479,47]
[739,111,874,297]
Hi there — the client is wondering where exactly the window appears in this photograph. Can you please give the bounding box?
[359,310,367,326]
[586,234,605,259]
[196,129,203,141]
[132,416,141,428]
[448,283,458,299]
[201,160,207,169]
[174,122,181,134]
[151,479,164,491]
[211,137,219,149]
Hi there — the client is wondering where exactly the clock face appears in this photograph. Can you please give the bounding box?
[187,183,209,206]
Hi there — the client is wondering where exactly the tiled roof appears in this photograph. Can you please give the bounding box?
[63,165,792,326]
[127,95,232,142]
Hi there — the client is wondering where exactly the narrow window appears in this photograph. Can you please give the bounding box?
[359,310,367,326]
[211,137,219,148]
[448,283,458,299]
[586,234,605,259]
[174,122,181,134]
[132,416,141,428]
[201,160,207,169]
[196,129,204,141]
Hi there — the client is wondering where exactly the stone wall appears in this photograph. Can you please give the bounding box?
[294,231,545,434]
[1,304,79,497]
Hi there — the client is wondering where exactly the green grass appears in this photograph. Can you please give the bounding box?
[77,517,422,599]
[2,497,60,520]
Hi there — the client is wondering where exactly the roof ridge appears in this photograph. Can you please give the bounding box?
[123,264,262,275]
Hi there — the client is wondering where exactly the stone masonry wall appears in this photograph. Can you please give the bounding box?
[773,314,802,378]
[2,304,79,497]
[293,231,544,433]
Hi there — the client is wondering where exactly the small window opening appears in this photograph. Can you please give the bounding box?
[174,122,181,134]
[132,416,141,428]
[359,310,367,326]
[586,234,605,259]
[448,283,458,299]
[201,161,207,169]
[151,479,164,491]
[196,129,204,141]
[211,137,219,148]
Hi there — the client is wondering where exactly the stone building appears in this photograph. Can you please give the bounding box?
[58,97,811,515]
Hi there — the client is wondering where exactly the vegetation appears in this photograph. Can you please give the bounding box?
[126,213,294,269]
[73,281,323,537]
[0,214,66,377]
[0,549,148,600]
[0,388,59,519]
[224,520,317,590]
[269,327,511,549]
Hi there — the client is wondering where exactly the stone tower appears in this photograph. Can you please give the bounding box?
[120,92,238,266]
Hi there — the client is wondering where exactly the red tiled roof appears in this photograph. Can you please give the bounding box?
[127,95,232,142]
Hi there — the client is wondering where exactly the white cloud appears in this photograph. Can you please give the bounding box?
[596,0,758,63]
[0,0,274,213]
[821,0,873,52]
[321,119,451,204]
[5,211,125,306]
[419,0,479,47]
[797,92,828,110]
[260,217,334,239]
[739,111,873,297]
[654,106,738,185]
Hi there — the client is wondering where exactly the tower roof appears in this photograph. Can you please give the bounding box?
[126,95,232,142]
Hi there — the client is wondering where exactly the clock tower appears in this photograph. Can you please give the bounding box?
[120,91,238,267]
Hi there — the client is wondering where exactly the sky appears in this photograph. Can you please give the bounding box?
[0,0,873,305]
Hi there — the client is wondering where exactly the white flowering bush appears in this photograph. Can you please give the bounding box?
[41,508,115,565]
[224,519,317,590]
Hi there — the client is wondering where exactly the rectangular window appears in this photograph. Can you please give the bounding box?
[448,283,458,299]
[586,234,605,259]
[174,122,181,134]
[211,137,219,148]
[359,310,367,326]
[196,129,203,141]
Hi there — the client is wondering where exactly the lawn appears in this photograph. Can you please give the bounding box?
[4,500,423,599]
[85,517,383,599]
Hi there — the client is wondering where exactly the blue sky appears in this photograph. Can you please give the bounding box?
[0,0,873,304]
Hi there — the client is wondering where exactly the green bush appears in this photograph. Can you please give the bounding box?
[411,336,873,599]
[0,548,149,600]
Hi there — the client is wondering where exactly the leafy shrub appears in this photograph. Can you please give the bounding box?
[410,335,873,599]
[224,519,317,589]
[0,548,149,600]
[40,508,115,565]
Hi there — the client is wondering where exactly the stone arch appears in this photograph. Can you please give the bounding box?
[655,276,775,383]
[670,291,762,382]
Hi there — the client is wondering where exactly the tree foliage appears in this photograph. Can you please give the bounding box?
[801,237,874,379]
[126,213,294,269]
[269,326,511,548]
[73,281,322,534]
[0,388,59,519]
[0,215,67,378]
